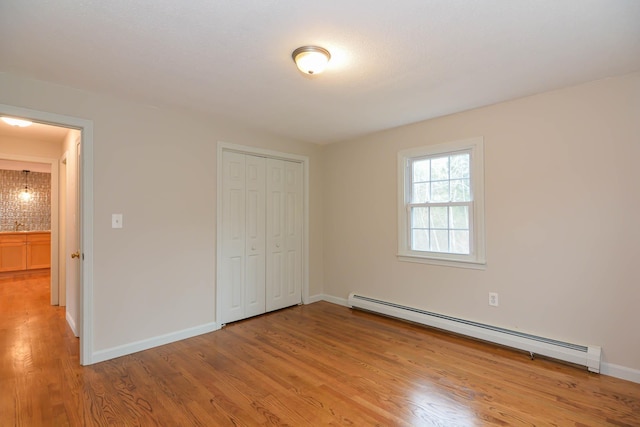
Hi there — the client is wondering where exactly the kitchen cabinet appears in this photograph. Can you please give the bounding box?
[0,233,27,272]
[27,232,51,270]
[0,232,51,272]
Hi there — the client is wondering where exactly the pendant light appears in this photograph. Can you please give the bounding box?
[19,170,32,202]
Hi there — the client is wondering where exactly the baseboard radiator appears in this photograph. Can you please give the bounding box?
[348,293,601,373]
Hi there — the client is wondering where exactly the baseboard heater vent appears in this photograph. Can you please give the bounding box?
[348,293,601,373]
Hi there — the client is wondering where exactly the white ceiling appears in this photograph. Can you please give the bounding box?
[0,159,51,173]
[0,120,70,145]
[1,1,639,144]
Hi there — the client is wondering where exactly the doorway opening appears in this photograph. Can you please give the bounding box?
[0,103,94,365]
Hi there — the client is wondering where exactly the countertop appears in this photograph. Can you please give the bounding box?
[0,230,51,234]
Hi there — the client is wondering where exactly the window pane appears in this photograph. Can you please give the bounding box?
[450,230,470,254]
[412,183,428,203]
[430,157,449,180]
[411,207,429,228]
[412,159,430,182]
[430,229,449,252]
[450,205,470,229]
[412,229,429,251]
[450,154,470,179]
[430,207,448,229]
[430,181,450,202]
[451,179,470,202]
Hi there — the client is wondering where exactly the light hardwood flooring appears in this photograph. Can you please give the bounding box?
[1,271,639,426]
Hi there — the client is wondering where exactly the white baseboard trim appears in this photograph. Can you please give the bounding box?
[601,362,640,384]
[307,293,324,304]
[91,322,219,364]
[320,294,349,307]
[66,311,78,337]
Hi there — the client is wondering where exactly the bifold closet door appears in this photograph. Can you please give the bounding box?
[266,158,303,312]
[219,152,266,324]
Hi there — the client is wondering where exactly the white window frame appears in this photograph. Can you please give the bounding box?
[397,137,486,269]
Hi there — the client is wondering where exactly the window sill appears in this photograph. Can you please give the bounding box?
[397,253,487,270]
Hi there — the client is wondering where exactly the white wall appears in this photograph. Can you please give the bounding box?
[322,73,640,374]
[0,72,324,357]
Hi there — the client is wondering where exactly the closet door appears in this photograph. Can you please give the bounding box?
[266,159,303,312]
[220,152,266,324]
[244,155,266,318]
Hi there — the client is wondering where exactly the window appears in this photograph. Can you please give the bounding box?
[397,137,485,268]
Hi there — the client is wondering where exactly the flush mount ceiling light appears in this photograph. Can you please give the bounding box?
[292,46,331,75]
[1,116,33,127]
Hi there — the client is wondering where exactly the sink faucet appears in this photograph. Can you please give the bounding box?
[14,221,24,231]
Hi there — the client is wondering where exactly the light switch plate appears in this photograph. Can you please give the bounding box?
[112,213,123,228]
[489,292,499,307]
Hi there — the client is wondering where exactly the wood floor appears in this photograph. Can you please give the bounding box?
[2,272,639,426]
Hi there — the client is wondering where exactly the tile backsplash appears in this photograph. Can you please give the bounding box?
[0,169,51,231]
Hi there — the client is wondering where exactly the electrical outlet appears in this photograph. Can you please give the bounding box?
[489,292,499,307]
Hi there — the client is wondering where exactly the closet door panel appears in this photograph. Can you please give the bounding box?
[230,256,243,310]
[220,153,267,323]
[266,159,285,311]
[220,151,247,323]
[244,155,266,318]
[283,161,303,307]
[266,159,302,312]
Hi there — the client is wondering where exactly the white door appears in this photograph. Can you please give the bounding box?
[244,155,266,318]
[65,138,81,337]
[219,152,266,323]
[219,151,303,323]
[266,159,303,312]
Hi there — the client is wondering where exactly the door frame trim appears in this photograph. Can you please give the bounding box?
[0,103,94,365]
[216,141,310,324]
